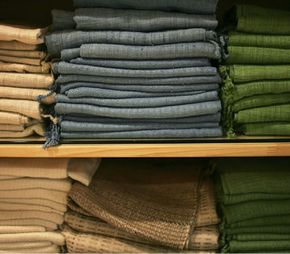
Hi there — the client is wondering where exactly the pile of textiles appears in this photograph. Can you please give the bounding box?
[0,158,100,253]
[216,158,290,253]
[221,5,290,136]
[45,0,224,146]
[63,159,220,253]
[0,23,55,139]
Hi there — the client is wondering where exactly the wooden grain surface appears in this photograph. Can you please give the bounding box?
[0,143,290,158]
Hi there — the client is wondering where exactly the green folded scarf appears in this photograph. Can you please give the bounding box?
[224,225,290,235]
[227,46,290,64]
[226,233,290,242]
[240,123,290,136]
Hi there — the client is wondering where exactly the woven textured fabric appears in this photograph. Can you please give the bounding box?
[0,219,57,231]
[0,226,45,234]
[0,23,47,45]
[0,111,31,125]
[240,123,290,136]
[80,42,221,60]
[46,29,217,57]
[0,124,44,138]
[55,101,221,119]
[0,41,40,51]
[227,46,290,64]
[0,61,50,74]
[0,242,53,251]
[0,124,24,132]
[74,8,217,32]
[56,74,221,85]
[69,159,205,249]
[0,72,53,89]
[0,86,55,104]
[61,48,80,61]
[51,9,75,31]
[73,0,218,14]
[0,55,44,66]
[235,104,290,124]
[0,244,60,253]
[228,32,290,49]
[70,58,211,70]
[0,49,46,59]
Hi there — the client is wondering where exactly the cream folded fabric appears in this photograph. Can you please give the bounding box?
[0,72,53,88]
[0,241,52,250]
[0,244,60,253]
[0,61,50,74]
[0,49,46,59]
[0,203,64,215]
[0,24,47,45]
[0,55,44,66]
[0,124,24,132]
[0,124,44,138]
[0,41,40,51]
[0,198,67,213]
[68,159,101,186]
[0,86,55,104]
[0,219,57,231]
[0,226,46,234]
[0,178,71,192]
[0,111,31,125]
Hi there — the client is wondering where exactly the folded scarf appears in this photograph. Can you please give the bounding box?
[57,91,219,108]
[0,55,45,66]
[0,49,46,59]
[51,9,75,31]
[227,46,290,64]
[56,74,221,85]
[0,226,45,234]
[80,42,221,60]
[240,123,290,136]
[0,244,60,253]
[73,0,218,15]
[0,242,55,251]
[236,5,290,35]
[74,8,217,32]
[0,61,50,74]
[55,101,222,119]
[61,48,80,61]
[0,23,47,45]
[0,41,40,51]
[0,86,55,104]
[0,72,53,89]
[228,32,290,49]
[46,29,217,57]
[68,159,209,249]
[0,219,57,231]
[0,124,24,132]
[0,124,44,138]
[70,57,211,69]
[0,111,31,125]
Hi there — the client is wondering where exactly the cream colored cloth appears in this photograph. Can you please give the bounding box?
[0,226,45,234]
[0,188,68,205]
[0,198,67,213]
[0,41,40,51]
[0,219,57,231]
[0,86,55,104]
[0,178,71,192]
[0,241,52,250]
[0,244,60,253]
[68,159,101,186]
[0,176,19,180]
[0,55,43,66]
[0,72,53,88]
[0,124,24,132]
[0,124,44,138]
[0,203,64,215]
[0,111,31,125]
[0,49,46,59]
[0,23,47,45]
[0,61,50,74]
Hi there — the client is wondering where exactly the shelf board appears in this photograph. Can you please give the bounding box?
[0,142,290,158]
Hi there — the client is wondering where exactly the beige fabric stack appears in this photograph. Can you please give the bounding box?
[0,158,100,253]
[64,159,220,253]
[0,23,55,139]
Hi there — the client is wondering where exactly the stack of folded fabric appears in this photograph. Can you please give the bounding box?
[221,5,290,136]
[0,158,100,253]
[216,158,290,253]
[63,159,220,253]
[45,0,224,146]
[0,23,55,139]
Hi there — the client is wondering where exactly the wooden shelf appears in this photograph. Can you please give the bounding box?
[0,142,290,158]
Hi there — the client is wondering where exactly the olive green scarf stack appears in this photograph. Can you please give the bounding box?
[216,158,290,253]
[221,4,290,136]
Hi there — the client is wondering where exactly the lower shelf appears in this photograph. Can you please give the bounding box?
[0,142,290,157]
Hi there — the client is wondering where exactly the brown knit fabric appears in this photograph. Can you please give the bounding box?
[0,111,31,125]
[0,41,40,51]
[0,124,24,132]
[0,49,46,59]
[69,159,205,249]
[0,124,44,138]
[0,55,44,66]
[0,61,50,74]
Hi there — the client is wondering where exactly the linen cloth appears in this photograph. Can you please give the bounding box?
[0,61,50,74]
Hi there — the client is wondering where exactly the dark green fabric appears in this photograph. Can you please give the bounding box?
[240,123,290,136]
[224,225,290,235]
[227,233,290,241]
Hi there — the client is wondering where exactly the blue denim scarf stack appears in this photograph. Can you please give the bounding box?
[45,0,223,145]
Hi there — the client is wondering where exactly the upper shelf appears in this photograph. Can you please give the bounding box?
[0,142,290,158]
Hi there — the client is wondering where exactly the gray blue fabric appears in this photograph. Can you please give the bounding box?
[61,127,223,139]
[54,62,218,78]
[61,48,80,61]
[45,29,217,57]
[60,83,219,94]
[51,10,75,31]
[73,0,218,15]
[70,58,211,69]
[61,120,219,132]
[74,8,218,31]
[56,74,222,85]
[56,91,219,107]
[80,42,221,60]
[55,100,221,119]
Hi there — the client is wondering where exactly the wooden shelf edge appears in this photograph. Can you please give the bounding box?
[0,142,290,158]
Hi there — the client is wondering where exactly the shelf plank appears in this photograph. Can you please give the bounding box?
[0,142,290,158]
